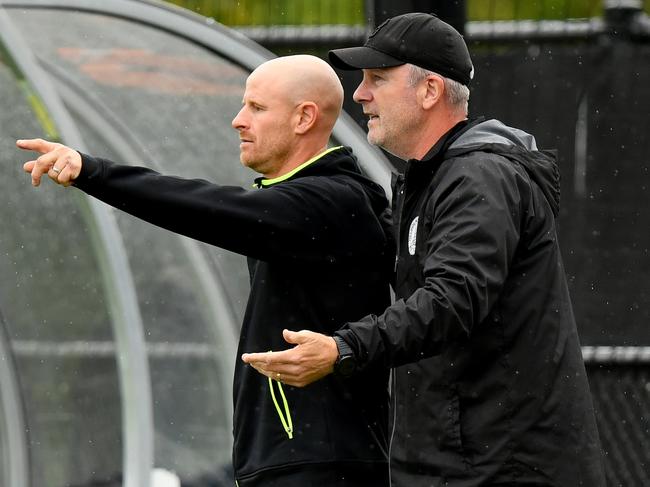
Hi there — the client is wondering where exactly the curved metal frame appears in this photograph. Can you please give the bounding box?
[0,6,153,487]
[0,311,29,487]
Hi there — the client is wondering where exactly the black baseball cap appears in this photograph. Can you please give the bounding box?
[329,12,474,86]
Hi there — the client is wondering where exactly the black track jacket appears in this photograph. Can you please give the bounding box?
[73,146,393,486]
[336,120,606,486]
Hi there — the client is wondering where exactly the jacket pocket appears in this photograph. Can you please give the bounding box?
[397,378,465,463]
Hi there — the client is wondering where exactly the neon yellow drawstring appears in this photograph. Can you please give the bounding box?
[268,376,293,439]
[264,350,293,440]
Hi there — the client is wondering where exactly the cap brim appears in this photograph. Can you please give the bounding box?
[328,46,404,71]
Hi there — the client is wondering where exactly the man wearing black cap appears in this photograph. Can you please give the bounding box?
[244,12,606,486]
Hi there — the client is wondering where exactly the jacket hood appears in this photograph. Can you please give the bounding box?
[303,147,391,217]
[448,119,561,216]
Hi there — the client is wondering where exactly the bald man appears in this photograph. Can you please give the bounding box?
[17,55,393,487]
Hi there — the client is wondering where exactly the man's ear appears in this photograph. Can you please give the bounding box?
[421,75,445,110]
[294,102,319,135]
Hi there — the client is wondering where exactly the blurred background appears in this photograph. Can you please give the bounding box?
[0,0,648,486]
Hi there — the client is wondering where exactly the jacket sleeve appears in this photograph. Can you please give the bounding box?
[337,155,525,369]
[73,154,389,263]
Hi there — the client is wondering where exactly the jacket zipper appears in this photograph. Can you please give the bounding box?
[393,172,407,273]
[387,368,398,487]
[388,167,410,487]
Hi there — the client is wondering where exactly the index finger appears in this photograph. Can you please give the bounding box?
[16,138,59,154]
[242,349,295,366]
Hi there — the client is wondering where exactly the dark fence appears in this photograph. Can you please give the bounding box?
[468,36,650,349]
[587,361,650,486]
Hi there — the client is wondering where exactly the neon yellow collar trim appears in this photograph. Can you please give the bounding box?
[259,146,343,187]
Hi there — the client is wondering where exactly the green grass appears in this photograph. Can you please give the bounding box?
[166,0,366,25]
[468,0,603,21]
[165,0,649,25]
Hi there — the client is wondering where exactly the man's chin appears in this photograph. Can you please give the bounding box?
[367,132,383,147]
[241,158,264,173]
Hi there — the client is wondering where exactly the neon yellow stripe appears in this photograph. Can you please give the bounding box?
[18,80,59,140]
[260,146,343,187]
[0,40,59,140]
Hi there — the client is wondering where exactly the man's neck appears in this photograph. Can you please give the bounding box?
[264,144,329,180]
[405,113,467,161]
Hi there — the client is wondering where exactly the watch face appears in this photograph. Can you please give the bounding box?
[336,355,356,377]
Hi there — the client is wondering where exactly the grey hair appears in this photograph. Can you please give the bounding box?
[408,64,469,116]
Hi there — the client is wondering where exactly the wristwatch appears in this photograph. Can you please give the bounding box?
[332,335,356,378]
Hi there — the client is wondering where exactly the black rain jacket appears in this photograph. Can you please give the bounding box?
[337,120,606,486]
[73,146,394,486]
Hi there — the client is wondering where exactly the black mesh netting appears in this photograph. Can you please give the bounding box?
[588,364,650,486]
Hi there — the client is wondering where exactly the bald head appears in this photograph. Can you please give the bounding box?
[249,55,344,133]
[232,55,344,178]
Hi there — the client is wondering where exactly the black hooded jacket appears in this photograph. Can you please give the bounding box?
[337,120,606,486]
[73,146,394,486]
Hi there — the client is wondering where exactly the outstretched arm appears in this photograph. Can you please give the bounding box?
[242,329,338,387]
[17,141,390,264]
[18,138,82,187]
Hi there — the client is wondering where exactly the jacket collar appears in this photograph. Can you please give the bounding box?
[254,146,344,188]
[413,117,484,165]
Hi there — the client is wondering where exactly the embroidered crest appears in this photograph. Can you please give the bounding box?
[408,217,419,256]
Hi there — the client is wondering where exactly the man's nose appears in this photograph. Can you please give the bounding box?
[231,107,247,130]
[353,82,371,104]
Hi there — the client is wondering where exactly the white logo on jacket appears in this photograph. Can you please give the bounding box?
[408,216,419,256]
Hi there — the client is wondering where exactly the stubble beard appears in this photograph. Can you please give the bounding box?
[240,151,265,174]
[367,120,388,150]
[367,121,401,158]
[369,108,422,160]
